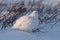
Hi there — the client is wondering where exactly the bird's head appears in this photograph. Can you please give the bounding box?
[32,11,38,13]
[30,11,38,17]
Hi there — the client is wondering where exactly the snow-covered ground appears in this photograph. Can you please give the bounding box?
[37,22,60,40]
[0,22,60,40]
[0,30,37,40]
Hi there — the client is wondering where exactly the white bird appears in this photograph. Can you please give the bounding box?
[12,11,39,32]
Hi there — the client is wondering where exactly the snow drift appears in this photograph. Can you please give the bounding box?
[0,31,37,40]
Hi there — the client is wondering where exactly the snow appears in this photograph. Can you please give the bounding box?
[0,30,37,40]
[0,22,60,40]
[12,11,39,32]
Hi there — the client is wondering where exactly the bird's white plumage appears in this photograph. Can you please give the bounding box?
[12,11,39,32]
